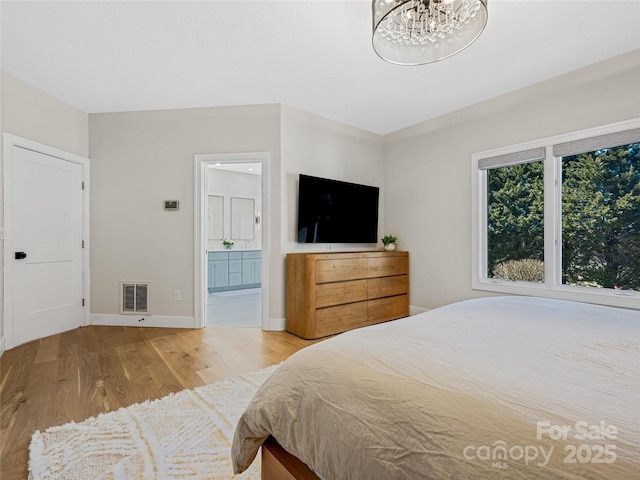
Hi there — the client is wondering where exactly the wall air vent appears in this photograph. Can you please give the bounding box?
[120,282,150,314]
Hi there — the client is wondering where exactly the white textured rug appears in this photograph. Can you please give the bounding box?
[29,365,277,479]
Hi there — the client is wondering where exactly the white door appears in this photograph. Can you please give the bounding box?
[7,144,85,347]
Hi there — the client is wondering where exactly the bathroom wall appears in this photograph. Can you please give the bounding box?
[207,167,262,251]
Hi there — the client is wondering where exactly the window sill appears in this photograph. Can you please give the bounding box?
[472,280,640,311]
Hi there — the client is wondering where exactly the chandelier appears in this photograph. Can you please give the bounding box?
[372,0,488,65]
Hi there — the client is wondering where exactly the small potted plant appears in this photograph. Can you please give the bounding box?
[222,239,234,249]
[381,234,398,251]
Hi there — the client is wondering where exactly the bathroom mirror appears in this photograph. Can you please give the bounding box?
[208,195,223,240]
[231,197,255,240]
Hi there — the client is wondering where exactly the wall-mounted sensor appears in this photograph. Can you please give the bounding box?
[165,200,179,210]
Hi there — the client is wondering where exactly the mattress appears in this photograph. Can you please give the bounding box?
[232,296,640,479]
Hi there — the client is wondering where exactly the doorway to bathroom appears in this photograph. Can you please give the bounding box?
[194,153,269,330]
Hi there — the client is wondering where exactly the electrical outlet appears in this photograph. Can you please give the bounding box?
[174,290,182,301]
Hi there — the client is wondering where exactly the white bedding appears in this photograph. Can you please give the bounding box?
[232,296,640,479]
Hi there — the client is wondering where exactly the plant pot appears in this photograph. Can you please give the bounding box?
[384,243,396,251]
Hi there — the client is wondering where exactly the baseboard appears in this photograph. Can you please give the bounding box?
[0,336,5,356]
[409,305,428,316]
[89,314,197,329]
[265,317,286,331]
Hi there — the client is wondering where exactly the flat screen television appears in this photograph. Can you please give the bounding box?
[297,174,380,244]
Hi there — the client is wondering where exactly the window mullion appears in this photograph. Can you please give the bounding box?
[543,146,556,289]
[551,148,563,289]
[478,169,488,281]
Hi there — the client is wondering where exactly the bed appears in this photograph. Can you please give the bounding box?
[232,296,640,479]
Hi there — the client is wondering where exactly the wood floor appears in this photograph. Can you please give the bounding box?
[0,325,322,480]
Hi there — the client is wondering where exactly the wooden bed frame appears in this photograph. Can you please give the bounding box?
[262,437,320,480]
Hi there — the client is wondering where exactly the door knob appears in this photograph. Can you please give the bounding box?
[15,252,27,260]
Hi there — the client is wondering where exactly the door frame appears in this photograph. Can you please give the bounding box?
[3,133,91,350]
[193,152,270,329]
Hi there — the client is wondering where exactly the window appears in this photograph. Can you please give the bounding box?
[560,144,640,291]
[472,119,640,309]
[487,160,545,283]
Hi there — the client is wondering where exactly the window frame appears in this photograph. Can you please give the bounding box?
[471,118,640,310]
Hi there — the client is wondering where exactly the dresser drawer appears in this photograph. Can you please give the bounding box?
[368,295,409,324]
[315,302,368,337]
[316,258,368,283]
[368,275,408,299]
[316,280,367,308]
[367,256,409,278]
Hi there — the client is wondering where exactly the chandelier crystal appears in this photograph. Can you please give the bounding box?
[372,0,488,65]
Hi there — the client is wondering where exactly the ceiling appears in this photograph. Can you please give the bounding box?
[2,0,639,135]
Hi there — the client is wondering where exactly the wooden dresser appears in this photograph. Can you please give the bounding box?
[286,251,409,339]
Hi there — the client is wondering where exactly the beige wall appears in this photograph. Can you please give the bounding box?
[88,104,385,325]
[281,105,385,252]
[0,73,89,348]
[383,50,640,310]
[2,73,89,156]
[4,49,638,340]
[89,104,281,320]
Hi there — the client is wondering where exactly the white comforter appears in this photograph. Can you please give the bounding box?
[232,296,640,479]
